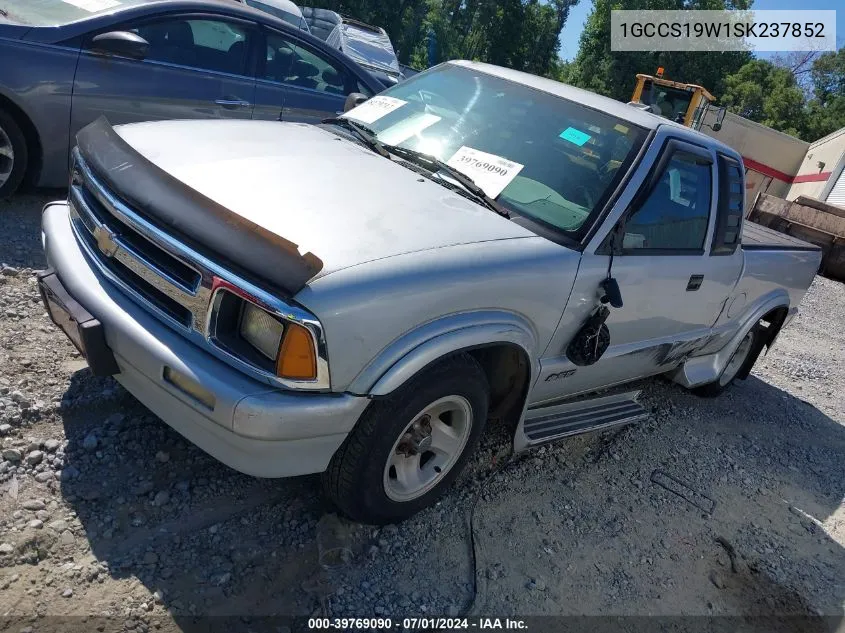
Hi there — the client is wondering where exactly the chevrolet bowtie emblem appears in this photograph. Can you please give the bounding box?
[93,225,119,258]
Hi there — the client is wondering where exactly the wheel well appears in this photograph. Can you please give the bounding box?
[737,306,789,380]
[467,344,531,431]
[0,92,42,187]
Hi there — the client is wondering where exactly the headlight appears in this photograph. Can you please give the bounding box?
[211,289,319,382]
[240,302,285,360]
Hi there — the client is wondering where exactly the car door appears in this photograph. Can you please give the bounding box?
[256,32,368,124]
[532,137,735,404]
[70,14,258,139]
[252,27,295,120]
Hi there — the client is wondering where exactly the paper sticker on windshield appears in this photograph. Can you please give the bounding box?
[559,127,591,146]
[447,147,524,199]
[377,113,441,146]
[62,0,121,12]
[342,96,407,125]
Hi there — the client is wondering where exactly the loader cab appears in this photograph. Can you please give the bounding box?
[631,69,724,132]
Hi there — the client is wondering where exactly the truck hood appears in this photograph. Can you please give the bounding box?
[114,120,534,279]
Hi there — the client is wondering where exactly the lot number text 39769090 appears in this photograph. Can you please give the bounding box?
[307,617,529,630]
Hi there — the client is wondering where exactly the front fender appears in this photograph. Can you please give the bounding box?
[346,310,539,396]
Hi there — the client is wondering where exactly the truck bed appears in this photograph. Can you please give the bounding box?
[742,221,821,252]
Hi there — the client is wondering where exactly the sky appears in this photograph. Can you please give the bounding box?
[558,0,843,61]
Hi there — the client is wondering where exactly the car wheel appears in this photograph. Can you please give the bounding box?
[0,109,28,199]
[693,326,759,398]
[322,353,489,524]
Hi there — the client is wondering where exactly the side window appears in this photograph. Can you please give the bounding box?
[712,155,744,255]
[262,33,352,96]
[131,18,250,76]
[264,32,297,83]
[623,151,712,251]
[356,80,374,97]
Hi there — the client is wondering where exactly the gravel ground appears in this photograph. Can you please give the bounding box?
[1,192,844,632]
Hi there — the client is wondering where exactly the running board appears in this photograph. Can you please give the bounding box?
[519,390,648,449]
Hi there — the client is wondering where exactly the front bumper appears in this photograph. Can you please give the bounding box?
[42,202,369,478]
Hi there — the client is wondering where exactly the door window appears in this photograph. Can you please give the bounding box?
[711,155,744,255]
[623,151,712,251]
[263,32,351,95]
[129,18,251,76]
[264,32,297,83]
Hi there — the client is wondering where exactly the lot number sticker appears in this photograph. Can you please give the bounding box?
[446,147,524,198]
[343,96,407,125]
[559,127,592,146]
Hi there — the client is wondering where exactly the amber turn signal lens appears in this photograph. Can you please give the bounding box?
[276,322,317,380]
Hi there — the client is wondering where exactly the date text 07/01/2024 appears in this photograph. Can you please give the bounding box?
[307,617,529,630]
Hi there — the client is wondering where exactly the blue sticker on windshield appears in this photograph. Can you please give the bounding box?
[559,127,591,146]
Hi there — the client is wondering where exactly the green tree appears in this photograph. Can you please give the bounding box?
[721,59,807,137]
[566,0,752,102]
[302,0,578,76]
[803,49,845,141]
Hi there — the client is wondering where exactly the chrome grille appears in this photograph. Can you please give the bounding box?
[67,149,330,390]
[69,156,210,331]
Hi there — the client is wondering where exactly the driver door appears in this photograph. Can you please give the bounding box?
[532,138,732,405]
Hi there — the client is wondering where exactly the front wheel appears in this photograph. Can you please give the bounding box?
[322,353,489,524]
[0,109,28,198]
[693,326,759,397]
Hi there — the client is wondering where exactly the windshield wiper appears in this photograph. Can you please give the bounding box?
[322,117,390,159]
[383,145,510,218]
[321,122,510,219]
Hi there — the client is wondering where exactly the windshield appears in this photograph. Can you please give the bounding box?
[341,24,399,72]
[0,0,148,25]
[341,64,647,237]
[640,80,694,123]
[245,0,309,32]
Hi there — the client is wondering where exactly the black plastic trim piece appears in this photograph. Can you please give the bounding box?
[37,270,120,377]
[711,154,744,256]
[686,274,704,291]
[741,243,821,252]
[75,117,323,296]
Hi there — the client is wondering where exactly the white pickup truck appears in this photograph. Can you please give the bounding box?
[39,61,821,524]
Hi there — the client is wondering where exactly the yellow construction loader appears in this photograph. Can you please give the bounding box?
[630,67,726,131]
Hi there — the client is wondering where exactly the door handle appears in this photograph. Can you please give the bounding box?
[687,274,704,291]
[215,98,251,109]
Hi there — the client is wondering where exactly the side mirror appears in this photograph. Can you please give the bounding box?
[711,106,726,132]
[343,92,369,113]
[91,31,150,60]
[600,277,623,309]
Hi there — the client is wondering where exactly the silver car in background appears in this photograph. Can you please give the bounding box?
[301,8,403,87]
[230,0,310,33]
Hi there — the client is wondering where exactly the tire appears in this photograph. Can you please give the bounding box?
[0,108,28,199]
[323,353,489,524]
[693,325,759,398]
